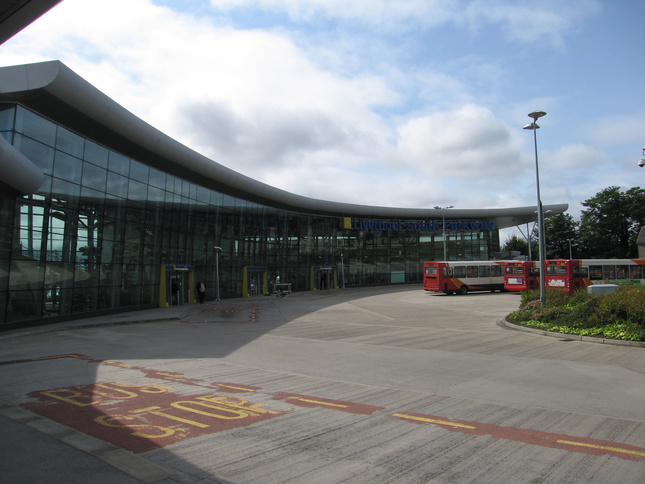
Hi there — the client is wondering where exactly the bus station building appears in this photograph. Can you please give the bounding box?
[0,60,567,329]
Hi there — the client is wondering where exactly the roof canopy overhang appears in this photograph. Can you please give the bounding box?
[0,0,62,44]
[0,61,567,228]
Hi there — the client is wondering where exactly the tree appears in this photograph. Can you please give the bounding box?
[501,233,530,258]
[543,213,579,259]
[578,186,645,258]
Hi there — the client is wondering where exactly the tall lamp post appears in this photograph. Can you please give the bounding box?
[213,246,221,301]
[524,111,547,306]
[434,205,454,260]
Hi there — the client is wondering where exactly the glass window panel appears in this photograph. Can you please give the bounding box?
[81,163,106,191]
[15,106,57,146]
[603,265,616,279]
[13,134,55,174]
[147,186,164,203]
[210,190,223,205]
[0,105,15,131]
[589,265,602,280]
[84,141,109,168]
[196,186,210,203]
[55,126,84,158]
[165,175,176,193]
[48,212,67,234]
[616,265,628,279]
[628,265,642,279]
[46,233,64,261]
[148,168,166,189]
[51,177,81,199]
[108,151,130,175]
[181,179,190,197]
[128,178,148,201]
[81,185,106,203]
[129,160,149,182]
[54,151,83,184]
[106,171,128,198]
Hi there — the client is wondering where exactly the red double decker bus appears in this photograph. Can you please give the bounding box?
[503,261,538,292]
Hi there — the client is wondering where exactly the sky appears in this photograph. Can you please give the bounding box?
[1,0,644,241]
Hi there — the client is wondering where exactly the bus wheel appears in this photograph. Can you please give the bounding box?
[458,285,468,295]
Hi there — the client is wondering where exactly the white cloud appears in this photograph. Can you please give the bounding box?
[210,0,457,31]
[395,105,525,182]
[210,0,601,47]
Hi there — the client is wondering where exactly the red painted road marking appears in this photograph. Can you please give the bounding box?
[393,412,645,461]
[24,383,286,453]
[5,354,643,460]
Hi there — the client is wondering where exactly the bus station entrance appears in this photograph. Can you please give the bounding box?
[311,266,338,290]
[159,265,196,307]
[243,267,269,297]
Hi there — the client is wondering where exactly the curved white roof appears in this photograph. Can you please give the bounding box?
[0,61,567,228]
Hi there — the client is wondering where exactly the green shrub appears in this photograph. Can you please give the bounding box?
[595,286,645,328]
[519,289,574,309]
[508,285,645,341]
[557,297,600,328]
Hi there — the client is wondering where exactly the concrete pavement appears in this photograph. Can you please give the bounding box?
[1,286,644,483]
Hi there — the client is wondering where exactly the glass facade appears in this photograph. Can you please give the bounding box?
[0,104,499,327]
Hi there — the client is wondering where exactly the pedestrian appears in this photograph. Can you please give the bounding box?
[197,280,206,303]
[171,281,179,305]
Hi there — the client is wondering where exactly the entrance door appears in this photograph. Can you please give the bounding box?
[248,271,264,296]
[311,266,337,290]
[159,265,195,307]
[242,267,268,297]
[168,271,190,305]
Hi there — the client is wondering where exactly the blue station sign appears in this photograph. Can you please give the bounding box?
[344,217,495,232]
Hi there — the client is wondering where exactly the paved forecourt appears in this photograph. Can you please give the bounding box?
[1,286,644,483]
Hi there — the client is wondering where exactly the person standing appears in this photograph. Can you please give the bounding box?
[197,280,206,303]
[171,280,179,305]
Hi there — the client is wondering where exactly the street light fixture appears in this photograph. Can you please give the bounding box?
[434,205,454,260]
[524,110,547,306]
[213,246,221,301]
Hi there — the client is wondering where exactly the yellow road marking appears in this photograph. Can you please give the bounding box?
[297,398,348,408]
[393,413,476,429]
[217,384,257,392]
[557,440,645,458]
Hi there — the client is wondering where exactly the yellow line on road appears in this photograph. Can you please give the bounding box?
[297,398,348,408]
[393,413,476,429]
[218,384,257,392]
[557,440,645,458]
